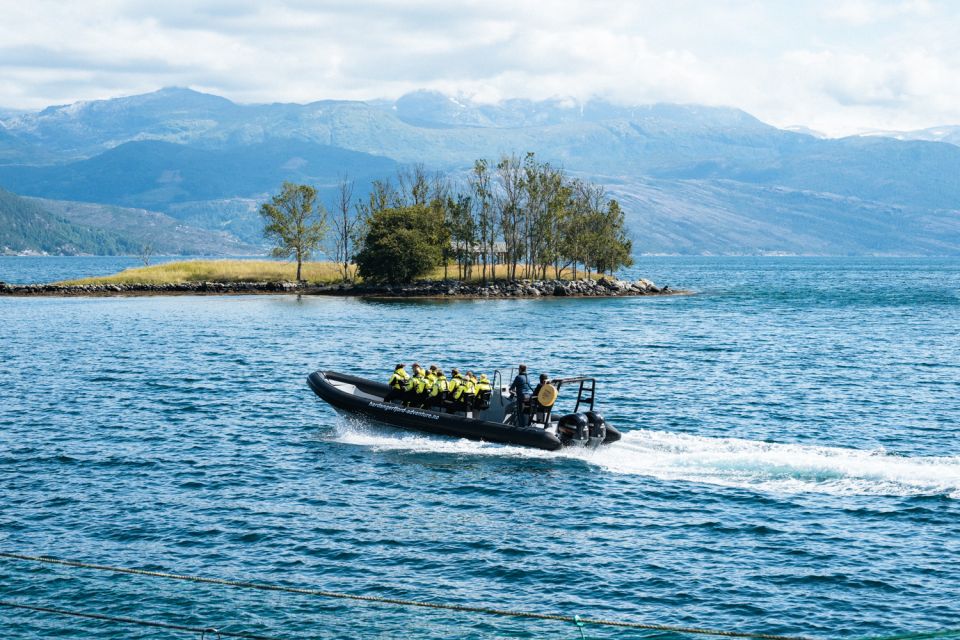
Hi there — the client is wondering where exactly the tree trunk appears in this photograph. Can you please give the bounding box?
[296,256,303,282]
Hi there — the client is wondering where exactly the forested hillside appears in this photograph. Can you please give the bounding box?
[0,188,137,255]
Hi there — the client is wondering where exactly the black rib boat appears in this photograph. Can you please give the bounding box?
[307,369,621,451]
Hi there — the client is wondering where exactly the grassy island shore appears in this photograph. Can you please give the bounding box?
[55,259,597,286]
[0,259,685,298]
[57,260,353,286]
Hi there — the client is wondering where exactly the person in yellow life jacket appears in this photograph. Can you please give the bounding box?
[403,362,424,406]
[429,369,449,409]
[446,369,463,412]
[450,371,472,413]
[462,372,478,413]
[474,373,492,410]
[385,363,409,403]
[411,366,431,407]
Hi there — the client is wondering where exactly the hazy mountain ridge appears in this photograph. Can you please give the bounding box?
[858,125,960,147]
[1,87,958,255]
[0,139,398,208]
[606,178,958,255]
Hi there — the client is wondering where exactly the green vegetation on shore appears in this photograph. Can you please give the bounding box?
[351,154,633,284]
[56,259,598,287]
[255,153,633,286]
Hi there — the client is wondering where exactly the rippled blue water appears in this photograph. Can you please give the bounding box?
[2,258,959,639]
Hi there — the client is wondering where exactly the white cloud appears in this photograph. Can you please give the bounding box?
[824,0,934,25]
[0,0,959,135]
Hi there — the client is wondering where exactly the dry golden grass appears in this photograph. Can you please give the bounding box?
[59,260,357,285]
[58,259,599,286]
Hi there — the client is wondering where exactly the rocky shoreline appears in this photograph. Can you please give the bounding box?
[0,277,687,298]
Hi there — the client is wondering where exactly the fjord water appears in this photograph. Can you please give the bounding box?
[2,258,959,639]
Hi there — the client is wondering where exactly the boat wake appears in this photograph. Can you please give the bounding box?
[330,420,960,499]
[602,429,960,499]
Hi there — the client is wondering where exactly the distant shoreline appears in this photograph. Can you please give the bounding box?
[0,277,689,298]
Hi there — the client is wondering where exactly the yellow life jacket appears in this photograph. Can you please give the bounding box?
[407,372,425,393]
[389,368,410,389]
[403,372,418,392]
[417,376,433,394]
[457,378,476,399]
[430,375,449,397]
[448,374,463,395]
[475,378,491,393]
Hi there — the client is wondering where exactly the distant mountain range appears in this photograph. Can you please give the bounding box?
[857,125,960,147]
[1,87,958,255]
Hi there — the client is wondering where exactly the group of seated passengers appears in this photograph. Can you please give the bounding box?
[384,363,492,413]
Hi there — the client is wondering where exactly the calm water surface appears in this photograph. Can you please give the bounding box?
[2,258,959,639]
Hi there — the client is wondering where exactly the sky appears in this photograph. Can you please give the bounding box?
[1,0,959,136]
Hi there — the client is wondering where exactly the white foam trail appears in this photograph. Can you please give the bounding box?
[329,419,960,498]
[601,429,960,498]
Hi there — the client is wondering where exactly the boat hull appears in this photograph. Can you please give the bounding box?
[308,370,565,451]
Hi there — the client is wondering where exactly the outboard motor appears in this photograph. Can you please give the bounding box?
[557,413,589,446]
[584,411,607,448]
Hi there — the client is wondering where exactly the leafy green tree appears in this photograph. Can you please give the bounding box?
[260,182,327,281]
[561,179,603,279]
[602,199,634,274]
[584,199,633,276]
[354,203,446,284]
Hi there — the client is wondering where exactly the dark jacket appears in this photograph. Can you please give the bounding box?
[511,373,533,399]
[532,382,545,400]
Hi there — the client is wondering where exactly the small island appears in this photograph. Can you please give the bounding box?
[1,154,688,299]
[0,259,682,298]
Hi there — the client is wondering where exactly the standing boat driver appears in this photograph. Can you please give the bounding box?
[474,374,492,410]
[509,364,534,427]
[384,363,409,403]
